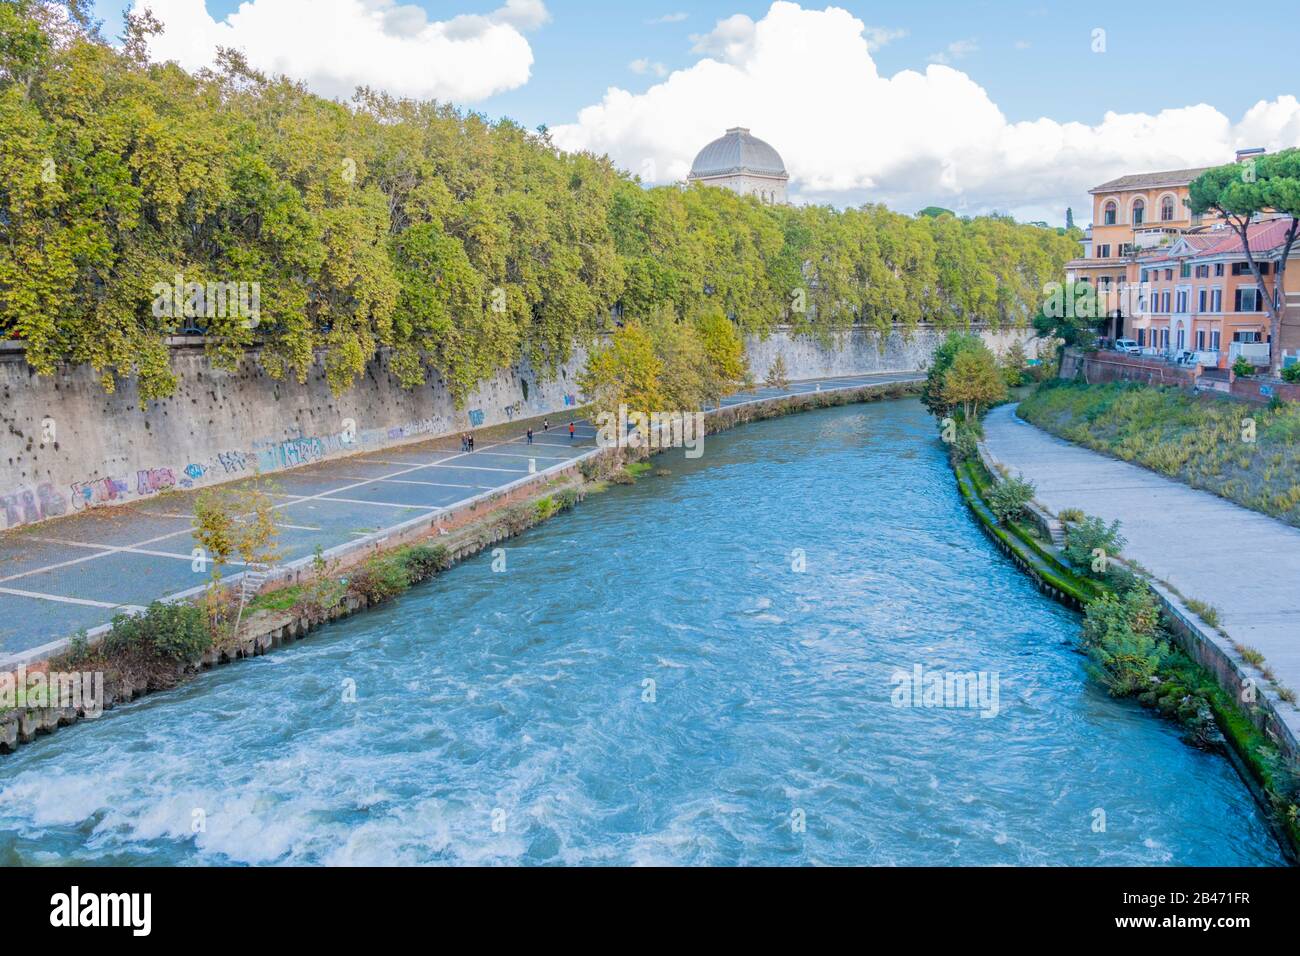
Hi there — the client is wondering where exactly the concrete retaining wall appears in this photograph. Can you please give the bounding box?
[746,324,1040,382]
[0,324,1033,531]
[1060,349,1198,387]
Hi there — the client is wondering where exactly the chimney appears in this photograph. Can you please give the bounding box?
[1236,147,1265,163]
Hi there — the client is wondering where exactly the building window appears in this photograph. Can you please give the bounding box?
[1211,330,1221,351]
[1214,263,1224,277]
[1104,200,1117,225]
[1197,330,1206,350]
[1140,269,1148,282]
[1236,287,1260,312]
[1177,327,1186,349]
[1179,262,1191,278]
[1138,329,1146,347]
[1132,198,1145,225]
[1194,264,1209,278]
[1176,290,1188,313]
[1198,289,1207,312]
[1161,291,1170,313]
[1160,196,1176,221]
[1211,288,1222,312]
[1096,244,1110,259]
[1164,268,1173,280]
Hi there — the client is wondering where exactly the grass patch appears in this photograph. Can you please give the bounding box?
[1184,598,1222,628]
[1018,379,1300,527]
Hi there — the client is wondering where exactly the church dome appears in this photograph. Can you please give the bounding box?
[688,127,788,179]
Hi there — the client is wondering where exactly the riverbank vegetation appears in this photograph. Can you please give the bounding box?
[1,2,1078,403]
[1018,380,1300,528]
[937,386,1300,855]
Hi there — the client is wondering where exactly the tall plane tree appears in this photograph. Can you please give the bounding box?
[1189,149,1300,376]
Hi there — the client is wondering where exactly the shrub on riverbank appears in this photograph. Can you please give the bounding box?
[1062,515,1127,579]
[1081,584,1171,696]
[985,473,1035,524]
[1018,380,1300,527]
[103,602,211,664]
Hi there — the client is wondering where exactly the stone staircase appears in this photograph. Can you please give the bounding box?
[239,564,271,604]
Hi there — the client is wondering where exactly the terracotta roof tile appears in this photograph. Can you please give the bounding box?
[1090,167,1212,193]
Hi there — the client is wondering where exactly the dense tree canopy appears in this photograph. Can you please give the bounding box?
[0,3,1080,403]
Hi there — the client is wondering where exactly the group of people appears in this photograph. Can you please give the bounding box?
[462,418,578,453]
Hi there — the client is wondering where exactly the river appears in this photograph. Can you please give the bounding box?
[0,398,1284,865]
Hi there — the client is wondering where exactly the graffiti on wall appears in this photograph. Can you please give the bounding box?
[135,467,177,495]
[70,475,130,509]
[1,483,68,529]
[6,401,553,530]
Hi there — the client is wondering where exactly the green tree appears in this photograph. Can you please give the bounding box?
[765,354,789,390]
[578,321,662,415]
[942,345,1007,420]
[1032,281,1101,365]
[1002,340,1028,386]
[921,331,983,417]
[1190,150,1300,376]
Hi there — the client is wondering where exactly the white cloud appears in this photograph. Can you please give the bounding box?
[1014,39,1031,50]
[689,13,756,62]
[863,26,906,52]
[647,12,689,24]
[929,38,977,65]
[629,58,669,78]
[551,2,1300,223]
[130,0,547,102]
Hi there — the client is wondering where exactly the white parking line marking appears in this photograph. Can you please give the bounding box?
[0,586,129,610]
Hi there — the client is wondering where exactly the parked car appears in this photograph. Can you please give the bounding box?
[1113,338,1141,354]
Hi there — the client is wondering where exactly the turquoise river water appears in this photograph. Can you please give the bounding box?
[0,399,1286,865]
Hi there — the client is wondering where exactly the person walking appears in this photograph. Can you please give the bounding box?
[526,427,534,445]
[460,432,467,452]
[542,418,549,432]
[468,433,474,452]
[568,420,575,442]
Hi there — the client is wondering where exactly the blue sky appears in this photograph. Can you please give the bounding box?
[91,1,1300,130]
[89,2,1300,223]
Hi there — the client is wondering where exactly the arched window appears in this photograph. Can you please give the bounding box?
[1160,195,1176,222]
[1104,200,1118,225]
[1132,198,1145,226]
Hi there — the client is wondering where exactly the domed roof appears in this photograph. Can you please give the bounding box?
[688,127,788,180]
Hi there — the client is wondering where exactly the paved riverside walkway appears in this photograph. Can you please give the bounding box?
[984,403,1300,735]
[0,372,920,661]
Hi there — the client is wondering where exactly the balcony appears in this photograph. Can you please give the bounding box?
[1228,342,1270,366]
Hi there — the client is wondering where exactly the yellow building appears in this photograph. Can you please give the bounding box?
[1064,151,1256,342]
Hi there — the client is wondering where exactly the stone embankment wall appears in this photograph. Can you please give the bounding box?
[0,324,1032,531]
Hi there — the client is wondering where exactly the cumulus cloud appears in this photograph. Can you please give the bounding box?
[130,0,547,102]
[863,26,907,52]
[629,58,669,78]
[551,2,1300,223]
[688,13,756,62]
[928,38,977,64]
